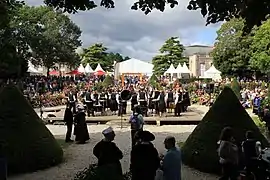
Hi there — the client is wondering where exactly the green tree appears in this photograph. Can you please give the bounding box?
[106,52,127,63]
[81,43,113,71]
[250,19,270,75]
[44,0,269,34]
[230,78,241,100]
[0,0,29,80]
[10,6,82,75]
[152,37,185,76]
[212,18,254,78]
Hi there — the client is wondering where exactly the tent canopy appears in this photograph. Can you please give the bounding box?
[77,64,85,73]
[175,63,183,73]
[181,62,191,74]
[205,65,221,74]
[118,58,153,74]
[27,61,41,74]
[84,63,94,73]
[164,64,176,74]
[94,63,105,72]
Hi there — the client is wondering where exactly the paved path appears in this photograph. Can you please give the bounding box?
[9,125,218,180]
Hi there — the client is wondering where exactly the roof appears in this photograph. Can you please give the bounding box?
[183,45,213,57]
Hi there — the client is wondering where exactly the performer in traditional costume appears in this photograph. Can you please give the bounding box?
[117,91,127,116]
[67,90,77,114]
[174,90,183,117]
[153,89,160,115]
[165,89,174,113]
[182,90,190,112]
[99,91,107,114]
[84,89,94,117]
[74,104,90,144]
[131,91,138,111]
[137,86,148,116]
[148,87,155,113]
[110,90,118,115]
[157,90,166,117]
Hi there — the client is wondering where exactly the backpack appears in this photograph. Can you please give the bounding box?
[130,113,141,130]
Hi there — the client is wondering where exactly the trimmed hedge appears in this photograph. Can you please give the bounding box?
[181,86,269,174]
[0,84,63,175]
[74,164,131,180]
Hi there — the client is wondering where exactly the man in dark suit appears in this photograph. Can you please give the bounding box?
[64,104,74,142]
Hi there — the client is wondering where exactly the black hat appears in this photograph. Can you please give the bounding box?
[136,130,155,142]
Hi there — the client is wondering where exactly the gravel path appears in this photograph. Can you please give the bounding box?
[9,124,218,180]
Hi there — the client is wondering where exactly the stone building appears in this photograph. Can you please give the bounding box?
[183,45,214,77]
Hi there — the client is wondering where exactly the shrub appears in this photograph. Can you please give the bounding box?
[0,84,63,175]
[181,86,269,174]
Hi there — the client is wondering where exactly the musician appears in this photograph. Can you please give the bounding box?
[166,89,174,113]
[67,90,77,114]
[148,87,155,113]
[131,91,138,111]
[84,89,94,117]
[157,90,166,117]
[174,90,183,117]
[93,91,99,106]
[117,91,127,116]
[109,90,118,115]
[153,89,160,114]
[137,86,148,116]
[99,91,107,114]
[182,90,190,112]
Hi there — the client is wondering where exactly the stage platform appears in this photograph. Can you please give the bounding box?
[44,110,202,126]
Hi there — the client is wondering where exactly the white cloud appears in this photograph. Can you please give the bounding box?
[25,0,221,60]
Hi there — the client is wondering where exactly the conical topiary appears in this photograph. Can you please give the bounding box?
[0,84,63,175]
[181,86,268,174]
[231,78,241,100]
[103,75,114,88]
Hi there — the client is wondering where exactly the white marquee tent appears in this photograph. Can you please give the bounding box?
[95,63,105,72]
[204,65,221,80]
[181,62,191,74]
[117,58,153,75]
[84,63,94,73]
[77,64,85,73]
[164,64,177,75]
[27,61,41,75]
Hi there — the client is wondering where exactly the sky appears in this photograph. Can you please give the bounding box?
[25,0,221,61]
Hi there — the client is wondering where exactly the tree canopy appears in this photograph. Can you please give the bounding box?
[250,20,270,75]
[211,18,254,78]
[81,43,130,72]
[0,4,82,78]
[152,37,186,76]
[44,0,269,33]
[212,18,270,78]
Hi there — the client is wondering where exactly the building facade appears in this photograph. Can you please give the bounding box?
[183,45,214,77]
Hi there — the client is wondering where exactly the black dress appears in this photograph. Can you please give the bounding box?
[158,93,166,113]
[74,111,90,143]
[110,93,118,111]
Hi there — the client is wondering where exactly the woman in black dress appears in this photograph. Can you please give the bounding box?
[158,90,166,117]
[74,104,90,144]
